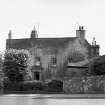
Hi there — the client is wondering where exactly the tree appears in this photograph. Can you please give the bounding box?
[90,55,105,75]
[3,49,32,83]
[0,52,3,92]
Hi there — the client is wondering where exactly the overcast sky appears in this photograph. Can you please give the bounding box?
[0,0,105,55]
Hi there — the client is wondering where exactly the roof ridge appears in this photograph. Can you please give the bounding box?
[8,37,77,40]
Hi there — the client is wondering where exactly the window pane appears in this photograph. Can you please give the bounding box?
[51,57,56,64]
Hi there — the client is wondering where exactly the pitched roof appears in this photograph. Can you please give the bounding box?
[6,37,77,50]
[67,59,89,67]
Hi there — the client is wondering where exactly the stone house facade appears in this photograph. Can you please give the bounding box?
[6,26,100,81]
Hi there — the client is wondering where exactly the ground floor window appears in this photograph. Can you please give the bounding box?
[34,71,40,80]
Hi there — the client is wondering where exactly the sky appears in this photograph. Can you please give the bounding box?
[0,0,105,55]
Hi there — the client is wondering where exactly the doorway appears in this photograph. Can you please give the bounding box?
[34,71,40,80]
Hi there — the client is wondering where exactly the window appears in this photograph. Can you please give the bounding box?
[35,56,41,66]
[35,56,40,61]
[51,56,57,65]
[68,57,73,63]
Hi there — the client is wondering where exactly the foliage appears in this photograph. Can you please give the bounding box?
[90,55,105,75]
[0,52,3,91]
[0,52,2,68]
[3,79,63,93]
[18,81,45,91]
[19,80,63,93]
[3,77,14,91]
[46,80,63,92]
[3,49,32,83]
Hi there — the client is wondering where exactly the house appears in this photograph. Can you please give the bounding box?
[6,26,100,81]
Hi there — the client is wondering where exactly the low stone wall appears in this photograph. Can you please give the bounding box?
[63,75,105,94]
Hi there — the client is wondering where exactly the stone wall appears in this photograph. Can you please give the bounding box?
[32,38,90,80]
[63,75,105,94]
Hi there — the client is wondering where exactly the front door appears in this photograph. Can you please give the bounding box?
[34,71,40,80]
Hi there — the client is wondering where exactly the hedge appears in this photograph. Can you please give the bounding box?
[3,80,63,93]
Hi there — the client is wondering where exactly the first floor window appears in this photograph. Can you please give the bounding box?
[51,56,57,65]
[35,56,41,66]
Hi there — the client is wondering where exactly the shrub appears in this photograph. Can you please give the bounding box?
[47,80,63,93]
[90,55,105,75]
[18,81,45,92]
[3,77,20,91]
